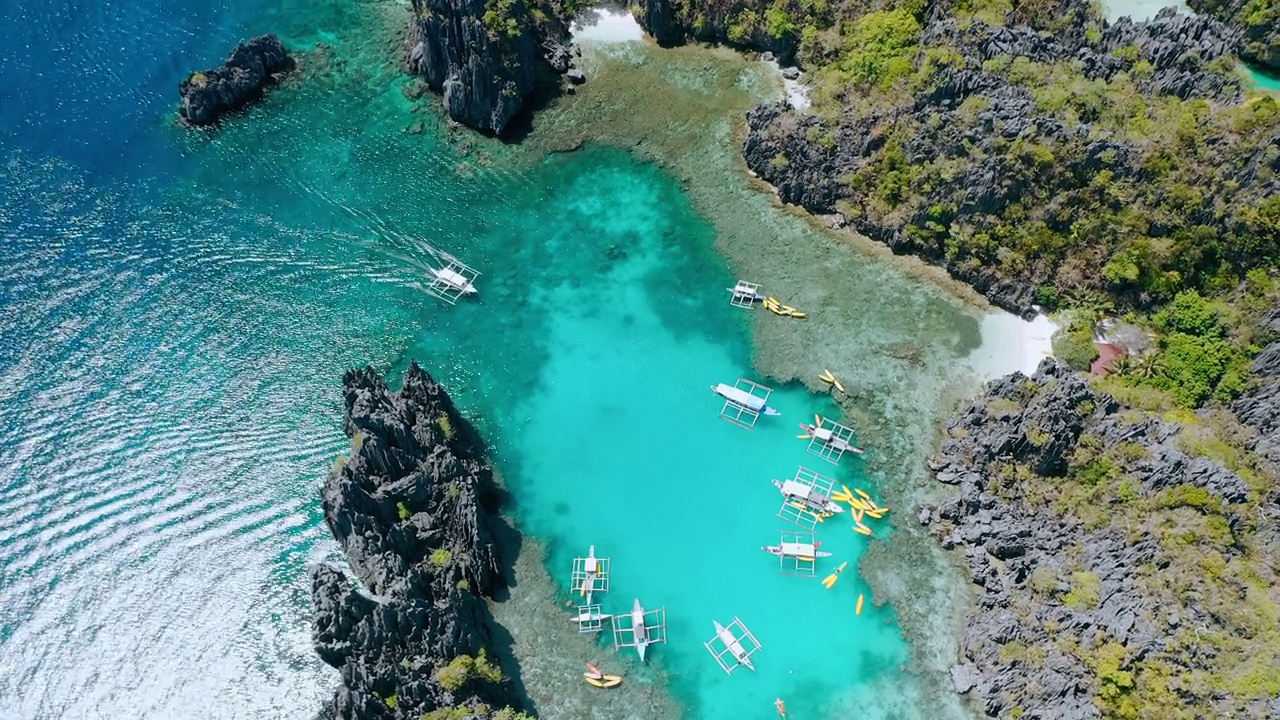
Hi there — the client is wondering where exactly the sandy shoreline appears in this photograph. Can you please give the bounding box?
[970,312,1059,382]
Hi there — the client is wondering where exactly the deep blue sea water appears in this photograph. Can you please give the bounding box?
[1,2,986,718]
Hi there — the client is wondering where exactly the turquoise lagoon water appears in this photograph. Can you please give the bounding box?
[0,1,982,719]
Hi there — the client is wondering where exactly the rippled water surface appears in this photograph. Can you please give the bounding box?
[1,1,989,718]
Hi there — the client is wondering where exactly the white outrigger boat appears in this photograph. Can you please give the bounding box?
[761,539,832,560]
[712,383,781,416]
[799,419,863,455]
[571,607,609,625]
[578,545,600,598]
[772,478,845,515]
[631,599,653,662]
[714,620,755,671]
[430,267,477,295]
[611,597,666,661]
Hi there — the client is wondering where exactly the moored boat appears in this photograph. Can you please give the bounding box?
[761,542,832,559]
[771,478,845,514]
[631,598,651,663]
[714,620,754,671]
[712,383,781,416]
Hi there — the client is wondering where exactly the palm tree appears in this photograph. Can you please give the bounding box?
[1130,352,1165,380]
[1109,354,1135,376]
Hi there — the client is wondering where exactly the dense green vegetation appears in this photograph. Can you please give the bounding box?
[738,0,1278,409]
[435,649,505,692]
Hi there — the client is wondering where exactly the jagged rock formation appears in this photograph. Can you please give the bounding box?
[922,7,1243,100]
[741,5,1258,317]
[921,359,1277,717]
[405,0,573,135]
[1234,308,1280,469]
[177,34,295,126]
[1232,307,1280,569]
[310,363,528,720]
[1186,0,1280,71]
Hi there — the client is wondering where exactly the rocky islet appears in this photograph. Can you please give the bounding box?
[177,34,295,126]
[311,363,528,720]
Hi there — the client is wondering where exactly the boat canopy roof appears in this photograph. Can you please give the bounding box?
[715,383,766,411]
[779,541,816,556]
[434,267,471,287]
[780,479,814,498]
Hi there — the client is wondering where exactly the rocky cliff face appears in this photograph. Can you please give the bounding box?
[921,359,1278,717]
[177,34,294,126]
[405,0,572,135]
[741,7,1262,317]
[629,0,799,63]
[311,363,527,720]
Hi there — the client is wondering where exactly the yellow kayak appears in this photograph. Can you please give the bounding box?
[856,594,865,616]
[818,370,836,384]
[853,522,873,536]
[864,510,883,520]
[852,507,864,523]
[831,376,845,393]
[585,674,623,688]
[854,488,873,501]
[821,560,848,588]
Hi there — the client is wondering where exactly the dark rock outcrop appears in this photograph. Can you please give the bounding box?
[925,359,1261,717]
[178,34,295,126]
[405,0,571,135]
[635,0,686,47]
[310,362,527,719]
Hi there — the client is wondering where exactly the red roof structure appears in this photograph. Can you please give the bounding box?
[1091,342,1125,376]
